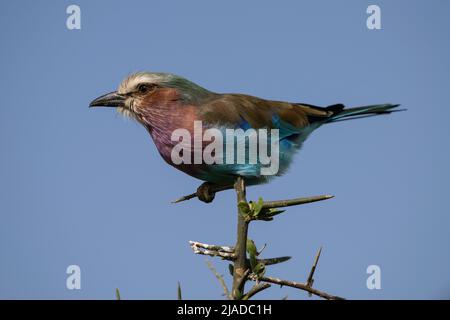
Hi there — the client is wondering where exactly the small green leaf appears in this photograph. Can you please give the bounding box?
[257,208,285,220]
[254,262,266,277]
[246,239,258,270]
[253,197,264,216]
[250,255,257,271]
[246,239,258,257]
[115,288,121,300]
[238,201,251,214]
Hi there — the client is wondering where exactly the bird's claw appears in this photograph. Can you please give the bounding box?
[196,182,216,203]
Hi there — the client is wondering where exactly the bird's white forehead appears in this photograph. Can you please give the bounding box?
[118,72,173,94]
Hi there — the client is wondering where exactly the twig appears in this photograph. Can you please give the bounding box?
[190,242,291,268]
[173,184,333,206]
[189,241,235,260]
[261,195,334,209]
[172,183,233,203]
[306,246,322,289]
[189,241,290,266]
[233,269,250,299]
[177,282,182,300]
[189,241,234,253]
[259,256,291,266]
[257,243,267,255]
[252,275,345,300]
[206,259,231,299]
[231,177,250,299]
[242,283,271,300]
[186,177,344,300]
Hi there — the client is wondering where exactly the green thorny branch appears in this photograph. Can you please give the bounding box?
[176,177,345,300]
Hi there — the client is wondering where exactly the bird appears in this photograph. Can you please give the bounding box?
[90,72,400,202]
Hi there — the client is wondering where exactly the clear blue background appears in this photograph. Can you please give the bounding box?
[1,0,449,299]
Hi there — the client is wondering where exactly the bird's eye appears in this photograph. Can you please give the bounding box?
[137,84,153,94]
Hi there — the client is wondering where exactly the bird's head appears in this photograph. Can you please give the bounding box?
[89,72,212,122]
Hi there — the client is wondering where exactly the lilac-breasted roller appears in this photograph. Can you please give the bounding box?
[90,72,400,197]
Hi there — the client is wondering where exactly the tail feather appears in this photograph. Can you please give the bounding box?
[327,104,401,123]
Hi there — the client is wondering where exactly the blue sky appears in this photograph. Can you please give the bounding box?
[1,0,449,299]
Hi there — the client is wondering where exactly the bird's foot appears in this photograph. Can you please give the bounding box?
[172,182,234,204]
[196,182,217,203]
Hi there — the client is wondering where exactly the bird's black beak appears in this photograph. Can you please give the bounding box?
[89,91,126,108]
